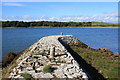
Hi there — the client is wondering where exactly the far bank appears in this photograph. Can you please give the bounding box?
[1,26,120,28]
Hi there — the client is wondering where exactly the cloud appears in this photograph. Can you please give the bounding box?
[104,12,117,17]
[3,3,25,6]
[102,12,118,23]
[2,12,118,23]
[58,12,118,23]
[22,15,31,20]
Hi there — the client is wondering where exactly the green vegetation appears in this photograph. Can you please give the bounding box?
[2,21,118,28]
[32,56,39,59]
[71,46,120,79]
[2,51,25,78]
[2,21,30,27]
[20,73,33,79]
[43,65,53,73]
[45,50,50,53]
[36,52,46,55]
[2,62,17,78]
[91,22,118,26]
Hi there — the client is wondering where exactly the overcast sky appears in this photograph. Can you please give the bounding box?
[2,2,118,23]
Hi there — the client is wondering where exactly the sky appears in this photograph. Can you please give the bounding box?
[1,2,118,23]
[2,0,120,2]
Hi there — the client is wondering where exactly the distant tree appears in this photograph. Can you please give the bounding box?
[16,21,29,27]
[9,21,18,27]
[2,21,116,28]
[2,21,10,27]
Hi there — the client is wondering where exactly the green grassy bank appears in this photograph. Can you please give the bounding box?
[70,46,120,79]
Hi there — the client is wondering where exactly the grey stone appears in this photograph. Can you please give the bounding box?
[50,46,55,58]
[9,35,88,79]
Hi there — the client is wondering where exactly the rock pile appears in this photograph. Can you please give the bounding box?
[9,35,88,79]
[59,35,89,48]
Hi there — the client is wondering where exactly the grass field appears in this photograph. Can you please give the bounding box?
[71,46,120,79]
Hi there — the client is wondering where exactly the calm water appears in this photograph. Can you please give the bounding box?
[2,28,119,59]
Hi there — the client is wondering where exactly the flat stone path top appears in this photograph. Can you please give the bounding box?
[9,35,88,79]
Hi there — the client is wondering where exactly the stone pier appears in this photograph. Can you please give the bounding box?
[9,35,88,79]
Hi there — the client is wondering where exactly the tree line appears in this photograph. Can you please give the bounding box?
[2,21,117,28]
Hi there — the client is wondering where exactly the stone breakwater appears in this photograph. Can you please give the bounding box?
[9,35,88,79]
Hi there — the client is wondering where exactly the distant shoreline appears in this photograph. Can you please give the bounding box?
[1,26,120,28]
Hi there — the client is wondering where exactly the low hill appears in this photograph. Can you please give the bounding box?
[92,22,117,26]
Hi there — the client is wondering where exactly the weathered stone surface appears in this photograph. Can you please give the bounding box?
[33,72,54,78]
[9,35,88,79]
[53,70,66,78]
[50,46,55,58]
[26,67,33,70]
